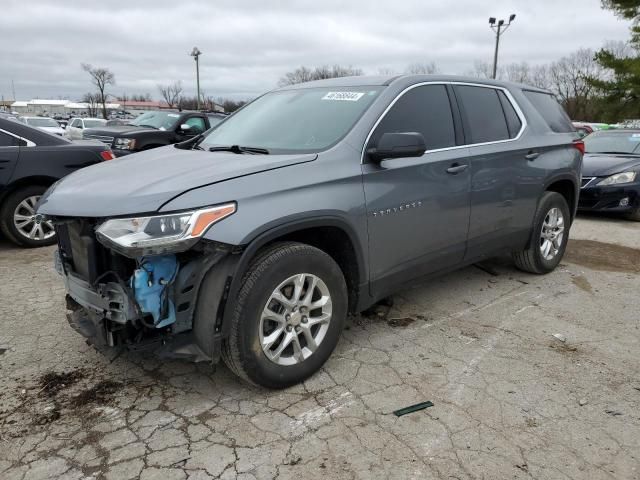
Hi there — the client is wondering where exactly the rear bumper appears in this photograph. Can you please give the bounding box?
[578,183,640,213]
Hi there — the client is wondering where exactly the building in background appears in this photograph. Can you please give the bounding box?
[10,99,121,116]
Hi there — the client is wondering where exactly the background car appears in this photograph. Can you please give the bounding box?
[0,118,115,247]
[82,110,214,156]
[18,116,65,136]
[579,129,640,220]
[65,117,107,140]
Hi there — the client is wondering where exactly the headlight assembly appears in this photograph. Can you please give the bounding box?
[598,171,637,186]
[96,203,236,257]
[114,138,136,150]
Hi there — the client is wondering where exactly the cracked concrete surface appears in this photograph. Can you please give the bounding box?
[1,213,639,479]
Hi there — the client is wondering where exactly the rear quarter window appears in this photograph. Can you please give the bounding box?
[523,90,574,133]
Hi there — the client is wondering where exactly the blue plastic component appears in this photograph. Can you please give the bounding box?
[131,255,178,328]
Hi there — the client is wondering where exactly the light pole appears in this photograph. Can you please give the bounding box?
[488,14,516,79]
[190,47,202,110]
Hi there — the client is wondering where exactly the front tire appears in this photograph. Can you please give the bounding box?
[0,185,56,248]
[221,242,348,388]
[512,191,570,274]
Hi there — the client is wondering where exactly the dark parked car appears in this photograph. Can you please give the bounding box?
[579,129,640,220]
[0,118,114,247]
[38,75,582,388]
[83,110,214,157]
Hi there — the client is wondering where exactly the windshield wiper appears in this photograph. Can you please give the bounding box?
[208,145,270,155]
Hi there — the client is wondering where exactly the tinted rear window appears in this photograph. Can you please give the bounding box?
[455,85,509,144]
[523,90,573,133]
[497,91,522,138]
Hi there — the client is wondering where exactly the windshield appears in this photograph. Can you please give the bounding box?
[84,119,106,128]
[198,87,383,153]
[584,131,640,155]
[129,111,181,130]
[26,117,59,128]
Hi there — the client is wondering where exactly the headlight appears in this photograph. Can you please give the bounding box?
[96,203,236,257]
[114,138,136,150]
[598,171,637,186]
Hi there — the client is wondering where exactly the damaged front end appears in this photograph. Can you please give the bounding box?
[52,206,238,362]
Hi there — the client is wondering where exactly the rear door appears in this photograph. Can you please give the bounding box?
[452,84,533,259]
[362,83,471,296]
[0,130,20,190]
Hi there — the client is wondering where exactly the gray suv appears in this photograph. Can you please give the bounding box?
[38,75,582,388]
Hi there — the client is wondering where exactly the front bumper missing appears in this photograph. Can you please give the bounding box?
[55,247,234,362]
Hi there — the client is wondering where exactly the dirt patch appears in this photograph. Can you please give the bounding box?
[69,380,123,408]
[387,317,415,327]
[565,240,640,273]
[39,370,86,397]
[571,275,593,294]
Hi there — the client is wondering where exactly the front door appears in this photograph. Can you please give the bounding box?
[362,84,471,297]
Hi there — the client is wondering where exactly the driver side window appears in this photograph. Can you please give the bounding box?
[369,84,456,152]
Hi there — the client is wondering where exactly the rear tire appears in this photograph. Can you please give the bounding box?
[221,242,347,388]
[512,191,570,274]
[0,185,56,248]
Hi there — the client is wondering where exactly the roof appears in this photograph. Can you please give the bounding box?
[119,100,170,108]
[277,74,552,94]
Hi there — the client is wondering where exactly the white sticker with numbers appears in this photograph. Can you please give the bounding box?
[322,91,365,101]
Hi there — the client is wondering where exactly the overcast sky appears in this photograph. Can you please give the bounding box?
[0,0,631,102]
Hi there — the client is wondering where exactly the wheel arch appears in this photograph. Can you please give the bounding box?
[0,176,58,205]
[545,176,578,221]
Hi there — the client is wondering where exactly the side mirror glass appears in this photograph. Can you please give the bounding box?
[367,132,427,162]
[180,123,192,132]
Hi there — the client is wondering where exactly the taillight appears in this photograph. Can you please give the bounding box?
[572,140,585,155]
[100,150,115,161]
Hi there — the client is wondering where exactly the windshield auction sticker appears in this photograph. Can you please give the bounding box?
[322,91,365,101]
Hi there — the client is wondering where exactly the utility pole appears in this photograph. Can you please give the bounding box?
[190,47,202,111]
[488,14,516,79]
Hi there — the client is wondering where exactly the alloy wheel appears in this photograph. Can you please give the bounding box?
[13,195,55,241]
[540,207,565,261]
[259,273,333,366]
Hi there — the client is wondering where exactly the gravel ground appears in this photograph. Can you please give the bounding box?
[0,214,639,480]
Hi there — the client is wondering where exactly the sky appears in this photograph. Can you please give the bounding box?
[0,0,632,102]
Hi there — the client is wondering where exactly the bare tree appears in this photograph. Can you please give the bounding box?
[405,62,439,74]
[377,67,398,75]
[548,48,603,119]
[81,63,115,119]
[82,93,100,117]
[467,60,499,79]
[158,81,183,108]
[278,65,363,86]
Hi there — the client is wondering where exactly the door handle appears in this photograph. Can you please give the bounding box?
[525,151,540,161]
[446,163,469,174]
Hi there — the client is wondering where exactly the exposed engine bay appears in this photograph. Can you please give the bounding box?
[53,218,236,361]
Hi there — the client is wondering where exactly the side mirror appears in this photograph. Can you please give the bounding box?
[367,132,427,162]
[179,123,192,133]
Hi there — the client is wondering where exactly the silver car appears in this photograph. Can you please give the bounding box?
[65,117,107,140]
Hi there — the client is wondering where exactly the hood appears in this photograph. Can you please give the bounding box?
[38,145,316,217]
[582,153,640,177]
[83,125,160,137]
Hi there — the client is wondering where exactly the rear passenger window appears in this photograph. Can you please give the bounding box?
[497,91,522,138]
[523,90,574,133]
[370,84,455,151]
[455,85,509,144]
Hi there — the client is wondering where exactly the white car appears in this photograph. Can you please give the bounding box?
[20,116,65,136]
[65,117,107,140]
